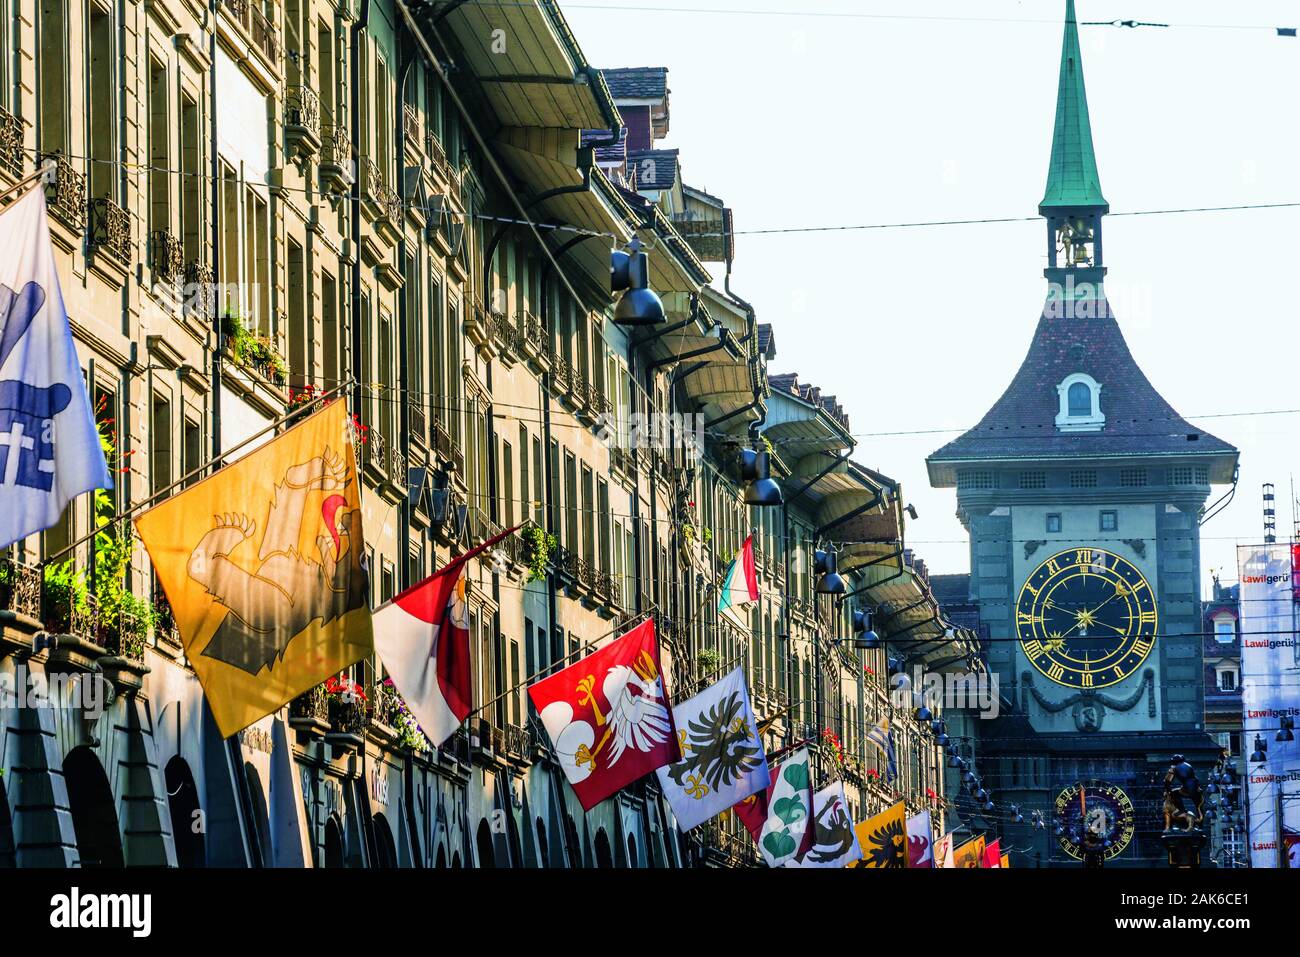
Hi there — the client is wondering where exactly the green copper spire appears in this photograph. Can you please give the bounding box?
[1040,0,1108,213]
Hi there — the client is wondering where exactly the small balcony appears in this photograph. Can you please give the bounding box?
[39,151,86,233]
[0,558,42,655]
[182,261,216,326]
[425,130,454,183]
[409,398,428,448]
[519,312,551,373]
[325,694,367,757]
[319,119,354,194]
[222,0,279,66]
[149,229,185,284]
[284,84,322,158]
[221,312,288,387]
[88,197,133,266]
[360,155,402,230]
[431,418,465,477]
[550,353,571,395]
[492,314,517,366]
[288,684,331,743]
[361,425,390,480]
[0,105,24,179]
[502,723,532,766]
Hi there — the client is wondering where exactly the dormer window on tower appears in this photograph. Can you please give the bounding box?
[1056,372,1104,431]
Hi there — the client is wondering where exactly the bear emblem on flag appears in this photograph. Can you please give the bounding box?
[135,401,373,738]
[186,446,368,675]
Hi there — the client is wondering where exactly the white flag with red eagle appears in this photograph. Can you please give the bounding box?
[372,526,520,749]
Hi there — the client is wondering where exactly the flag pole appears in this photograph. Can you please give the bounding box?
[38,378,355,568]
[0,161,56,206]
[464,605,658,720]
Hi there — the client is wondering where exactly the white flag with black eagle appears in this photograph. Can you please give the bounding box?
[657,666,770,832]
[0,186,110,550]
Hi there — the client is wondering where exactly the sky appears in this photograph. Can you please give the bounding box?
[563,0,1300,593]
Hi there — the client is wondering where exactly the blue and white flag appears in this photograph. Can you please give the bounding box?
[867,714,898,782]
[657,666,769,832]
[0,186,110,549]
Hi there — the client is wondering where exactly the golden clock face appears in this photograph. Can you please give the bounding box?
[1016,547,1156,689]
[1055,781,1136,861]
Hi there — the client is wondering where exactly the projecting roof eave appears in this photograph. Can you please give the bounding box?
[927,446,1240,489]
[492,134,635,308]
[852,563,979,674]
[764,388,854,462]
[441,1,619,132]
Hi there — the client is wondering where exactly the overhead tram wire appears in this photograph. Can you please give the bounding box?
[19,149,1300,242]
[480,1,1294,34]
[290,368,1300,441]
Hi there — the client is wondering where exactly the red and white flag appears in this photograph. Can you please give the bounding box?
[982,838,1003,868]
[372,526,519,750]
[935,832,956,868]
[529,618,678,811]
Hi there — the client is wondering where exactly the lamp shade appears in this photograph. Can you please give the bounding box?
[739,448,782,507]
[613,286,665,325]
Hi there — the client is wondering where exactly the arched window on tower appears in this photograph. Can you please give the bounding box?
[1055,373,1105,432]
[1068,382,1091,417]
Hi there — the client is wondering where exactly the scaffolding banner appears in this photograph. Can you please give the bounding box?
[1236,544,1300,868]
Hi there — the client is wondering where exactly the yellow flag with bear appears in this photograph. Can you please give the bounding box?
[135,401,373,736]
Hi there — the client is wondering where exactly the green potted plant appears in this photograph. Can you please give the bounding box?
[696,647,722,686]
[520,525,557,583]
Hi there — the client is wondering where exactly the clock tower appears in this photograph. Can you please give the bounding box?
[926,0,1239,866]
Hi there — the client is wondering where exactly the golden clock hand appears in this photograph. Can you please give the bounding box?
[1085,582,1131,619]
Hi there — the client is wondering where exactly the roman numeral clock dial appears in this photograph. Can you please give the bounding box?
[1015,547,1156,688]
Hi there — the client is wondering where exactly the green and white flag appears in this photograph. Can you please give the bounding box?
[786,781,863,868]
[757,746,815,867]
[657,667,769,832]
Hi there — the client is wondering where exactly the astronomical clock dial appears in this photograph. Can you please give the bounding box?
[1055,781,1135,862]
[1015,547,1156,689]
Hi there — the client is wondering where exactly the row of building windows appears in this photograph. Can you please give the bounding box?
[957,466,1211,491]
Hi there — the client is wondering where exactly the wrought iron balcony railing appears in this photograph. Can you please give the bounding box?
[361,156,402,226]
[503,722,531,760]
[149,229,184,283]
[183,261,215,325]
[409,398,427,447]
[88,197,133,265]
[0,558,41,621]
[223,0,279,64]
[0,105,23,178]
[39,151,86,233]
[363,426,390,476]
[289,683,330,723]
[551,354,571,394]
[285,84,321,157]
[319,120,354,193]
[431,417,465,477]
